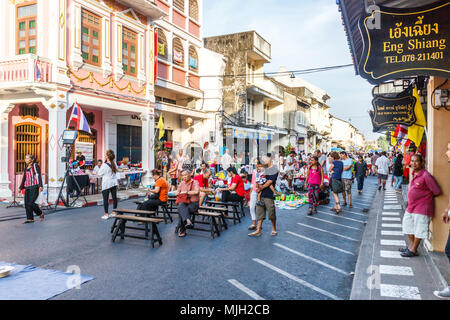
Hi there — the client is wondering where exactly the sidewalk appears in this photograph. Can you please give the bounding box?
[351,179,448,300]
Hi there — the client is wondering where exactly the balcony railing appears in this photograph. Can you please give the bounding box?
[0,55,52,84]
[253,32,271,61]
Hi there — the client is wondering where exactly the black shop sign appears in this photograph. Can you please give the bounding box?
[358,1,450,84]
[370,91,417,132]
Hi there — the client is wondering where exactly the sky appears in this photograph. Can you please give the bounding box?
[203,0,381,141]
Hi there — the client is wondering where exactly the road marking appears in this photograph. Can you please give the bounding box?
[274,243,350,275]
[227,279,265,300]
[380,250,406,258]
[252,258,342,300]
[380,239,406,246]
[307,216,362,230]
[317,211,367,224]
[296,223,360,242]
[382,217,401,221]
[324,206,366,216]
[379,265,413,276]
[381,230,403,236]
[384,205,402,210]
[382,212,400,216]
[380,284,421,300]
[286,231,356,254]
[382,223,403,228]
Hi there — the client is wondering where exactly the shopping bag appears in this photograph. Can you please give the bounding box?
[35,192,48,207]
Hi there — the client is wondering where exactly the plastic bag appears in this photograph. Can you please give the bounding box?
[35,192,48,207]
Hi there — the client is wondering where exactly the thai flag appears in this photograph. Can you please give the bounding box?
[68,102,91,134]
[394,124,410,146]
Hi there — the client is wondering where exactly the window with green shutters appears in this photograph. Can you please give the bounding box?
[122,28,137,76]
[81,8,101,66]
[16,3,37,55]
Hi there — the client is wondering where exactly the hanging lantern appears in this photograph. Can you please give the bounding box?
[185,117,193,126]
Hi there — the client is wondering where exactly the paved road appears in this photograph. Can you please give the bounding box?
[0,177,379,300]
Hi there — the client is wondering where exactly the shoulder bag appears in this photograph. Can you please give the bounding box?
[176,181,193,205]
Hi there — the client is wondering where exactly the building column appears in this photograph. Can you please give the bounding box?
[141,110,155,187]
[0,104,14,197]
[45,100,67,189]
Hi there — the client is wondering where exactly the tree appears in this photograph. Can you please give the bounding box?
[377,136,389,151]
[285,143,293,157]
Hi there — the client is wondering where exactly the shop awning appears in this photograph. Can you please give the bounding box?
[224,126,274,140]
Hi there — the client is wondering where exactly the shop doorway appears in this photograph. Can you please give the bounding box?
[117,124,142,164]
[15,123,41,174]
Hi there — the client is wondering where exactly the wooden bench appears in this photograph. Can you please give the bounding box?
[111,215,163,248]
[189,211,222,239]
[110,208,157,233]
[133,201,173,224]
[199,206,228,231]
[205,200,244,224]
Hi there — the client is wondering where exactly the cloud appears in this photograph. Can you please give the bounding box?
[204,0,381,140]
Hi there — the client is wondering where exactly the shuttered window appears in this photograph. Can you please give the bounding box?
[15,123,41,174]
[81,8,101,66]
[172,37,184,67]
[16,3,37,55]
[188,46,198,72]
[189,0,198,21]
[122,28,137,76]
[156,28,168,60]
[173,0,185,12]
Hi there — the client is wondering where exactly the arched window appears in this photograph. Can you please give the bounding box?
[172,37,184,67]
[189,0,198,21]
[188,46,198,72]
[173,0,185,13]
[156,28,168,60]
[15,123,41,173]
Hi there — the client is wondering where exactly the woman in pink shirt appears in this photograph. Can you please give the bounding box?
[305,156,324,215]
[175,170,200,237]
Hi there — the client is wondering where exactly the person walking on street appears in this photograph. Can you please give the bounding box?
[316,150,328,176]
[249,155,279,237]
[375,151,390,190]
[19,154,44,224]
[247,159,262,231]
[305,156,324,215]
[400,154,441,257]
[341,151,354,207]
[99,150,119,220]
[393,153,404,193]
[355,155,369,195]
[434,142,450,299]
[329,152,343,214]
[371,152,379,176]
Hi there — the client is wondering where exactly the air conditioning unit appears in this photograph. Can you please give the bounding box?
[209,131,216,143]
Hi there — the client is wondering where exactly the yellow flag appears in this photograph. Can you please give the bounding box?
[408,86,426,146]
[390,132,397,146]
[157,116,165,140]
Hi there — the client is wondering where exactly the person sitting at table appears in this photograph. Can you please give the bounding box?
[119,157,130,170]
[193,169,213,205]
[90,160,103,194]
[216,167,245,204]
[175,170,200,238]
[76,150,86,169]
[138,169,168,212]
[70,161,83,175]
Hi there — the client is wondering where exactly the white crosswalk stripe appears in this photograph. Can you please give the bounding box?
[382,223,403,228]
[228,279,265,300]
[286,231,356,254]
[384,205,402,210]
[307,216,362,230]
[316,211,366,224]
[380,284,421,300]
[379,265,414,276]
[380,239,406,246]
[382,217,401,221]
[382,212,400,216]
[296,223,360,241]
[381,230,403,236]
[380,250,406,258]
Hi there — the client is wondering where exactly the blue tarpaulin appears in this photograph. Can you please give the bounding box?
[0,262,94,300]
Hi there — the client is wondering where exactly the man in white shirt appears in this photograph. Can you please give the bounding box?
[221,149,232,171]
[375,151,390,190]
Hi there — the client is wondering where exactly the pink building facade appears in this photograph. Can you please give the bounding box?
[0,0,168,196]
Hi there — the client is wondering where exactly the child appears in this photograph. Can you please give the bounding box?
[277,173,291,194]
[255,162,279,207]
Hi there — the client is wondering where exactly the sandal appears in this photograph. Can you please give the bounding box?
[23,220,34,224]
[342,203,347,207]
[400,249,418,257]
[178,232,186,237]
[271,231,278,236]
[398,248,419,256]
[331,208,337,212]
[349,204,353,208]
[308,208,313,216]
[313,208,317,214]
[248,225,257,230]
[39,214,45,221]
[248,231,262,237]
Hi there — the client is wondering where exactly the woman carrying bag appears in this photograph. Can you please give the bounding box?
[328,152,344,214]
[99,150,119,220]
[175,170,200,238]
[19,154,44,224]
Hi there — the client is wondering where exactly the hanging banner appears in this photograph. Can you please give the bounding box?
[358,1,450,84]
[370,90,417,132]
[75,141,94,166]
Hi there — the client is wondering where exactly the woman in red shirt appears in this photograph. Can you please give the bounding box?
[217,167,245,203]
